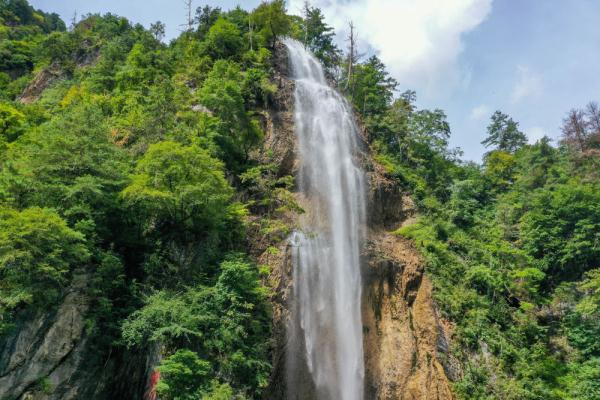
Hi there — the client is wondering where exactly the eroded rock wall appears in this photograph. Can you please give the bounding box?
[361,231,454,400]
[260,43,456,399]
[0,271,159,400]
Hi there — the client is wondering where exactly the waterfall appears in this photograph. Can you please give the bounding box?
[284,38,366,400]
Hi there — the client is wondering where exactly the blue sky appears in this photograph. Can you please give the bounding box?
[444,0,600,160]
[29,0,600,161]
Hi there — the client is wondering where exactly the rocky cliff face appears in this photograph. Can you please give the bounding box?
[361,229,455,400]
[0,271,159,400]
[361,163,457,400]
[258,44,456,400]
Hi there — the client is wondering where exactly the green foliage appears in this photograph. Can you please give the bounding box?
[115,42,171,92]
[2,2,598,399]
[251,0,291,47]
[0,0,66,80]
[399,134,600,398]
[0,2,280,397]
[0,103,129,239]
[520,182,600,284]
[195,6,222,40]
[0,101,26,141]
[202,18,244,60]
[0,37,35,72]
[482,111,528,153]
[198,60,264,170]
[348,55,397,117]
[87,251,130,346]
[563,358,600,400]
[37,31,76,69]
[122,256,271,398]
[301,4,340,73]
[0,0,65,32]
[36,376,54,395]
[156,349,212,399]
[122,141,233,242]
[0,206,88,330]
[369,92,459,202]
[483,150,516,191]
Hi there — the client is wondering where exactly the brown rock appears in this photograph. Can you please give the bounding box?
[18,63,64,104]
[362,233,454,400]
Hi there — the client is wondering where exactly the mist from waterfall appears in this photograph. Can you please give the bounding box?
[284,38,366,400]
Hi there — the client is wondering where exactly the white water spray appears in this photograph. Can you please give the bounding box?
[285,38,366,400]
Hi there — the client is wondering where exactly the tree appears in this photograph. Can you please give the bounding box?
[194,5,221,40]
[561,102,600,152]
[156,349,212,400]
[482,111,527,153]
[302,3,340,73]
[115,42,171,92]
[0,0,34,25]
[0,102,25,142]
[121,141,233,241]
[198,60,263,170]
[202,18,244,60]
[513,136,558,190]
[350,55,397,117]
[562,109,588,152]
[483,150,516,191]
[0,207,89,318]
[343,21,359,92]
[0,103,129,239]
[520,183,600,285]
[150,21,165,42]
[122,256,271,398]
[251,0,290,47]
[182,0,194,32]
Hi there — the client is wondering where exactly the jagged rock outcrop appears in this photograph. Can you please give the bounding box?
[363,169,455,400]
[0,272,159,400]
[18,44,99,104]
[18,63,64,104]
[257,42,297,178]
[0,273,96,400]
[362,232,455,400]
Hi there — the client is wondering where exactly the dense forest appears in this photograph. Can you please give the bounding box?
[0,0,599,399]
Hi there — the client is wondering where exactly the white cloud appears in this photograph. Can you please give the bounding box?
[289,0,493,98]
[525,126,546,143]
[510,65,543,104]
[469,104,490,121]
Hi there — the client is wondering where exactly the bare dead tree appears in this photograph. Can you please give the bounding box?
[585,101,600,135]
[181,0,194,32]
[344,21,356,92]
[302,1,311,47]
[70,10,78,31]
[344,21,364,94]
[561,109,588,152]
[585,101,600,149]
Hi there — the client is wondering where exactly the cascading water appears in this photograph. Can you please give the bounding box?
[284,38,366,400]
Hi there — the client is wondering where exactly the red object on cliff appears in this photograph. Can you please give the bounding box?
[144,370,160,400]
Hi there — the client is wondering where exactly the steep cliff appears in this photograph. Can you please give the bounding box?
[361,230,456,400]
[256,44,455,400]
[0,270,159,400]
